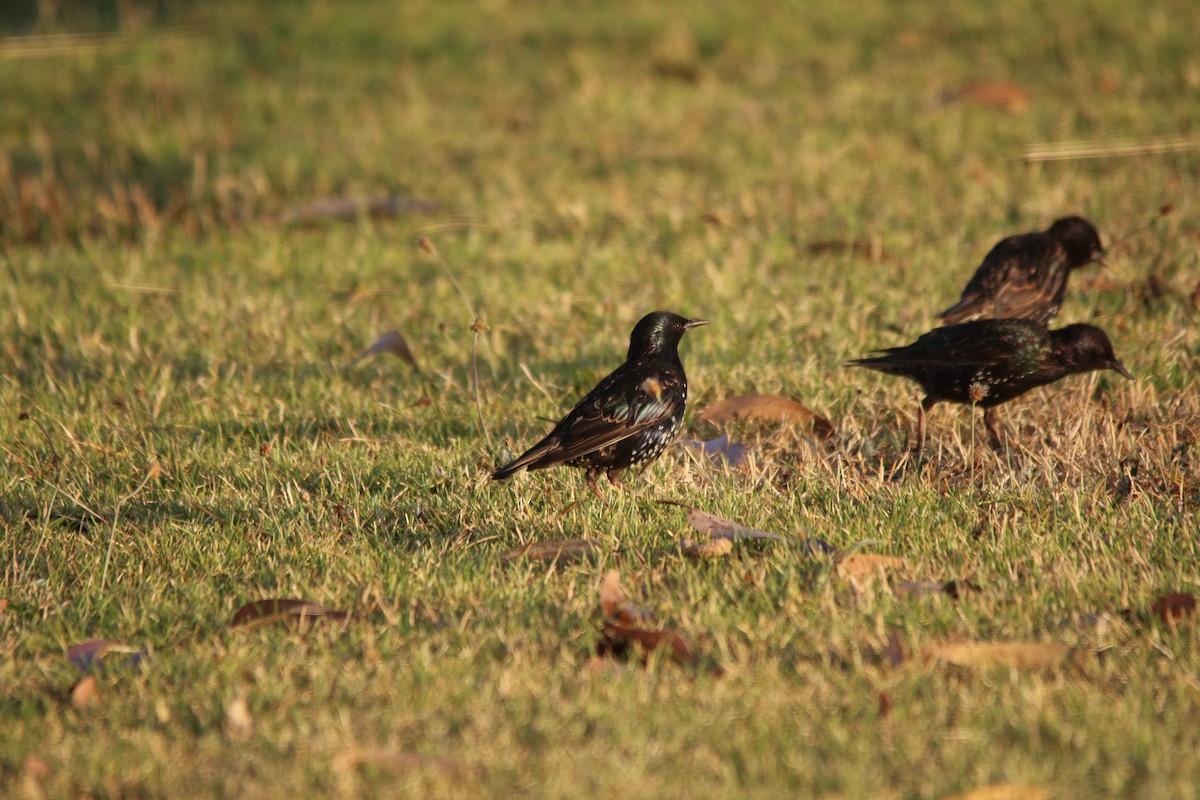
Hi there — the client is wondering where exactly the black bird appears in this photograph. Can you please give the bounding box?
[492,311,708,495]
[938,216,1107,326]
[849,319,1132,454]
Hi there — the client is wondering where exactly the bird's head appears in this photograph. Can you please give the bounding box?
[1048,216,1107,269]
[1053,323,1132,379]
[628,311,708,358]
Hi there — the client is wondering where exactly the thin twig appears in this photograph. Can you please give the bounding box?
[1022,134,1200,163]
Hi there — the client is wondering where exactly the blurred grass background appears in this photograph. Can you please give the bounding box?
[2,0,1199,797]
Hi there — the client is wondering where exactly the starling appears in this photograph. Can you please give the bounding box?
[849,319,1132,454]
[492,311,708,495]
[938,216,1107,325]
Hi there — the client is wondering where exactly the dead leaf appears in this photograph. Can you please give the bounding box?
[224,695,253,739]
[70,675,98,709]
[0,598,7,615]
[679,434,752,467]
[697,394,834,437]
[67,639,147,672]
[895,580,980,600]
[333,748,463,776]
[500,538,601,563]
[877,691,893,717]
[925,642,1076,670]
[354,330,419,371]
[678,506,791,542]
[281,195,438,226]
[599,571,654,627]
[838,554,909,586]
[230,598,348,631]
[680,538,735,558]
[1151,593,1196,624]
[955,81,1030,111]
[601,623,696,665]
[944,784,1050,800]
[596,571,698,667]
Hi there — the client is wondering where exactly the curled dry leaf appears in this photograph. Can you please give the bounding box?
[596,571,697,667]
[680,434,752,467]
[70,675,98,709]
[677,505,790,542]
[895,580,980,600]
[500,538,602,563]
[601,623,697,666]
[599,571,654,626]
[1150,592,1196,624]
[680,538,735,559]
[697,394,834,438]
[67,640,147,672]
[924,642,1077,670]
[837,554,909,586]
[230,598,348,631]
[355,330,419,371]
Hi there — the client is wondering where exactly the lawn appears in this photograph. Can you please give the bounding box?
[2,0,1199,796]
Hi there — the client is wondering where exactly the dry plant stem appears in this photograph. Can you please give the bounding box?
[420,236,492,447]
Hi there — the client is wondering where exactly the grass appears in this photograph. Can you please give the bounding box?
[2,0,1200,796]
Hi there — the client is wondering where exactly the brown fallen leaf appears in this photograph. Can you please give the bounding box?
[679,434,752,467]
[925,642,1076,670]
[1150,592,1196,624]
[500,538,602,563]
[281,195,438,225]
[895,580,980,600]
[333,748,463,776]
[697,394,835,437]
[0,598,7,616]
[678,505,791,542]
[354,330,420,371]
[230,598,348,631]
[955,81,1030,112]
[601,623,697,665]
[680,538,735,558]
[70,675,98,709]
[838,554,909,586]
[944,784,1050,800]
[67,639,147,672]
[596,572,698,667]
[599,571,655,627]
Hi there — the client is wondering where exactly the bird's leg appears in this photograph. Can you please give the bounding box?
[606,467,632,493]
[983,407,1005,450]
[585,468,605,499]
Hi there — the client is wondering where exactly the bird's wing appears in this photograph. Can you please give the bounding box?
[493,367,678,476]
[938,234,1057,323]
[541,372,679,463]
[864,323,1039,368]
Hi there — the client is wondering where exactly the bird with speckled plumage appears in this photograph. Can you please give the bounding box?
[939,216,1107,326]
[850,319,1132,454]
[492,311,708,495]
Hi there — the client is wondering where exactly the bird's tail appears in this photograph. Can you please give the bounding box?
[490,439,560,481]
